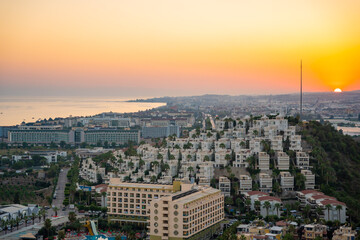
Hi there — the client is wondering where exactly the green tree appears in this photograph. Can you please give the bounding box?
[325,204,332,221]
[31,212,36,224]
[53,207,59,217]
[58,230,66,240]
[254,200,261,216]
[44,218,52,237]
[274,203,281,216]
[336,205,343,221]
[15,216,21,230]
[263,201,271,216]
[68,211,77,223]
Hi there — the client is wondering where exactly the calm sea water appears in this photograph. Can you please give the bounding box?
[0,97,165,126]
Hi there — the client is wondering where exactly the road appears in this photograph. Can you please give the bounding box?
[50,168,70,217]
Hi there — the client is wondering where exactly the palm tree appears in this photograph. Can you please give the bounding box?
[10,219,15,232]
[245,199,251,212]
[325,204,332,221]
[40,208,46,222]
[315,206,324,222]
[254,200,261,216]
[24,215,28,226]
[31,212,36,224]
[263,201,271,216]
[53,207,59,217]
[44,218,52,237]
[37,211,42,222]
[203,156,210,162]
[336,205,343,222]
[15,216,20,230]
[274,203,281,217]
[303,205,311,220]
[1,220,7,234]
[187,166,194,176]
[219,143,226,149]
[150,175,157,183]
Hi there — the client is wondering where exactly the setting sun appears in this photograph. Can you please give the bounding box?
[334,88,342,93]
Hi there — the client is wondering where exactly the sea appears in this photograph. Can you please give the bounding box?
[0,97,165,126]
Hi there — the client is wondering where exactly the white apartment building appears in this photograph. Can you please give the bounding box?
[259,173,272,193]
[280,172,294,191]
[233,149,251,168]
[258,152,270,171]
[219,176,231,197]
[289,135,302,151]
[214,150,232,168]
[249,138,262,154]
[301,170,315,189]
[296,152,310,169]
[80,158,106,183]
[284,126,296,139]
[239,175,253,194]
[231,138,247,152]
[264,126,278,140]
[276,152,289,170]
[197,162,214,180]
[271,136,283,151]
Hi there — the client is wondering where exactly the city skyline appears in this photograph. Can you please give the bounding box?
[1,0,360,97]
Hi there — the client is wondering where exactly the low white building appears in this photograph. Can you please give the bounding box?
[258,152,270,171]
[239,175,252,194]
[233,149,251,168]
[219,176,231,197]
[280,172,294,191]
[296,152,310,169]
[301,169,315,189]
[259,173,272,193]
[276,151,289,170]
[289,135,302,151]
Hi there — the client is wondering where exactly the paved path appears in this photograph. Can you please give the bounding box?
[49,168,70,217]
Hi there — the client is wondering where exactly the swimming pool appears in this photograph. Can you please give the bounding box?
[84,235,116,240]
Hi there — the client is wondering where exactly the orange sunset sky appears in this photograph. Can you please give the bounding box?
[1,0,359,97]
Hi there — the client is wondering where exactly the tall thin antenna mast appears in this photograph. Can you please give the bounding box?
[300,60,303,120]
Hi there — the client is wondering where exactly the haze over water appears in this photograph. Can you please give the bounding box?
[0,97,165,126]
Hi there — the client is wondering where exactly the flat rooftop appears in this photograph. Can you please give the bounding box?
[173,187,220,205]
[108,178,174,190]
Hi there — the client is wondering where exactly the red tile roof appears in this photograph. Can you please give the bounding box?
[320,199,346,206]
[258,196,281,202]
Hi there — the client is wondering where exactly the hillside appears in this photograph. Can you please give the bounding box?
[301,121,360,225]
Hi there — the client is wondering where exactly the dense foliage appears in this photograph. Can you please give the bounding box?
[302,121,360,225]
